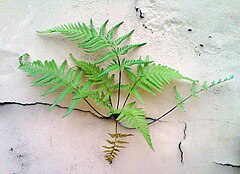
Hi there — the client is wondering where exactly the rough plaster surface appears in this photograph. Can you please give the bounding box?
[0,0,239,173]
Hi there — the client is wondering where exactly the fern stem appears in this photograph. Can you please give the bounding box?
[122,83,137,108]
[122,93,130,108]
[122,81,138,108]
[83,98,108,118]
[109,96,113,108]
[117,70,121,109]
[115,49,121,109]
[115,120,118,134]
[148,89,203,125]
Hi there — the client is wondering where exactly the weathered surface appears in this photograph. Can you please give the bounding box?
[0,0,239,173]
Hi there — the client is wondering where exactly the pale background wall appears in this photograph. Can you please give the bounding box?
[0,0,239,173]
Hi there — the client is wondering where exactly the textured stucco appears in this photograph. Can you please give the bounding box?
[0,0,239,173]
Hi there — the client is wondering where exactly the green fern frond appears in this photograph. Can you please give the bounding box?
[200,75,234,92]
[116,102,153,149]
[37,19,112,53]
[37,19,125,54]
[38,20,147,66]
[19,55,94,116]
[135,63,195,95]
[205,75,234,90]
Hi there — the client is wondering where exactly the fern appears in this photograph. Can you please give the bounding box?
[135,63,194,94]
[38,19,146,64]
[19,53,110,117]
[19,19,234,164]
[37,19,112,53]
[116,102,153,149]
[103,133,133,164]
[173,75,234,112]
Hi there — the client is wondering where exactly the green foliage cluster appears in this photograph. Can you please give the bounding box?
[19,19,233,163]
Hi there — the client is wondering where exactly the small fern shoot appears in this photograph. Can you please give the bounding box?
[19,19,234,164]
[103,133,133,164]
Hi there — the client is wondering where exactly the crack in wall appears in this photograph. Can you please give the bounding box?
[0,101,165,127]
[0,101,100,118]
[214,162,240,168]
[178,141,184,163]
[178,121,187,164]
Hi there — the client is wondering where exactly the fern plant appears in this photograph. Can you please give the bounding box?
[19,19,234,163]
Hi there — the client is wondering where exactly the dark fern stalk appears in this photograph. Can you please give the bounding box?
[115,51,122,109]
[18,19,234,164]
[149,75,234,125]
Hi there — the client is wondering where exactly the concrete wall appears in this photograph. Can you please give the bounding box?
[1,0,239,173]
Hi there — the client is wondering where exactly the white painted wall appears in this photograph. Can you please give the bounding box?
[0,0,239,173]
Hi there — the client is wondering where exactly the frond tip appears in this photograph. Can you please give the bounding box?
[18,53,30,66]
[103,133,133,164]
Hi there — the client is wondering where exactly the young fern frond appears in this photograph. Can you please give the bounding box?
[172,75,234,113]
[202,75,234,91]
[103,133,133,164]
[115,102,154,149]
